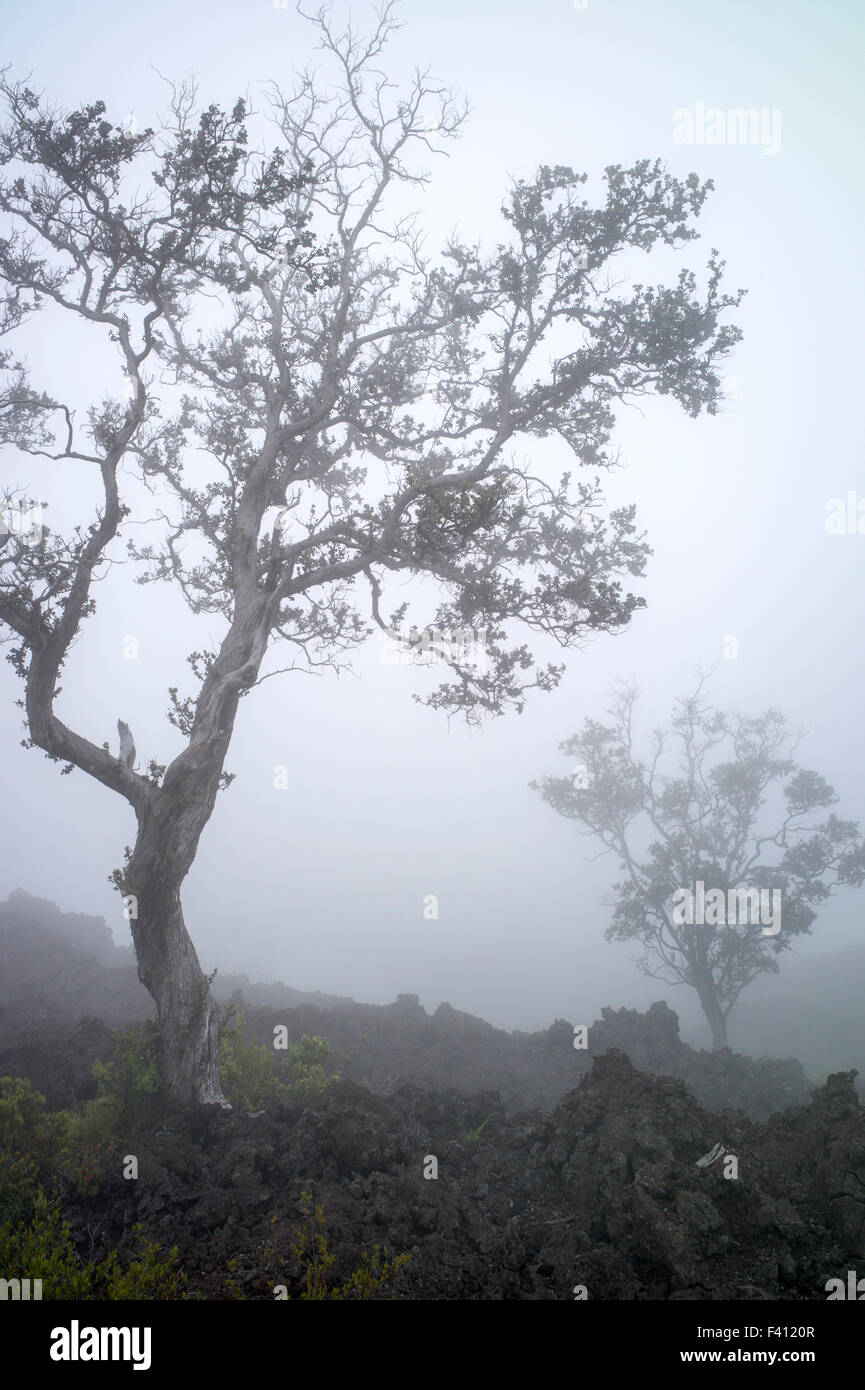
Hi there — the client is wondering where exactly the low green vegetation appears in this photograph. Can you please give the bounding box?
[59,1021,165,1146]
[218,1008,338,1109]
[464,1115,492,1143]
[0,1074,183,1299]
[0,1016,342,1300]
[258,1190,409,1300]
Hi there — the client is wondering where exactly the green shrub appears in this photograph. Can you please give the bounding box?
[61,1022,164,1145]
[288,1189,335,1299]
[464,1115,492,1143]
[0,1075,68,1167]
[0,1076,69,1226]
[0,1191,184,1300]
[219,1010,281,1110]
[218,1011,338,1108]
[265,1190,409,1300]
[0,1188,90,1299]
[100,1224,185,1300]
[286,1035,337,1102]
[0,1071,185,1298]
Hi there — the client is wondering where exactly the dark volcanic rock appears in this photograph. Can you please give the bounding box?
[56,1053,865,1301]
[585,1002,811,1120]
[3,890,849,1300]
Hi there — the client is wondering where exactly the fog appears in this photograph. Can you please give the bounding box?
[2,0,863,1056]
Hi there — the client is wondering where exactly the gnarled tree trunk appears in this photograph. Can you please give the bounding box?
[124,616,271,1108]
[128,870,224,1108]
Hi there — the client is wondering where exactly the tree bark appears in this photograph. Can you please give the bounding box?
[695,979,728,1051]
[123,612,270,1107]
[125,806,227,1107]
[129,874,225,1108]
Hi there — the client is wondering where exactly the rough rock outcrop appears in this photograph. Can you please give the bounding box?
[60,1052,864,1300]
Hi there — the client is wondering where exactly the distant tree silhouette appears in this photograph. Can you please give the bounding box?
[534,678,865,1048]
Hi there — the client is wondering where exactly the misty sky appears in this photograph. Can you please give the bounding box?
[1,0,863,1051]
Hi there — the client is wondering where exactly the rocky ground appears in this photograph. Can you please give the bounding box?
[3,889,864,1300]
[58,1051,865,1300]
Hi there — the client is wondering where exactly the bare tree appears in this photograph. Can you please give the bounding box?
[533,679,865,1049]
[0,4,742,1104]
